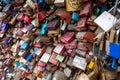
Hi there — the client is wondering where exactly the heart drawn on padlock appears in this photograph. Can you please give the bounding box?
[68,0,82,9]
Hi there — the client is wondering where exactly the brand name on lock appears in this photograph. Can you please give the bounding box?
[66,0,83,11]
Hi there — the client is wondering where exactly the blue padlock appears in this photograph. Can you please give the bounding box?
[72,12,79,21]
[2,0,10,4]
[38,0,44,4]
[14,61,21,67]
[26,53,33,62]
[110,29,120,58]
[1,22,8,31]
[20,42,29,50]
[112,58,118,70]
[100,5,108,14]
[3,39,9,45]
[38,0,50,10]
[40,21,47,35]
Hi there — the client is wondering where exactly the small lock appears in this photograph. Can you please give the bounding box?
[61,32,75,43]
[49,52,60,66]
[20,42,30,51]
[76,17,87,31]
[47,28,59,37]
[53,44,65,54]
[45,19,60,30]
[38,11,47,21]
[2,0,11,4]
[56,54,65,62]
[24,15,31,24]
[1,22,8,31]
[72,12,79,21]
[40,20,48,35]
[26,53,33,62]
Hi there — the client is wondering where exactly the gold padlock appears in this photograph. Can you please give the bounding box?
[47,28,59,37]
[66,0,83,11]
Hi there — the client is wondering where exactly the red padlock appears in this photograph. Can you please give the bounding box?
[38,11,47,21]
[24,15,31,24]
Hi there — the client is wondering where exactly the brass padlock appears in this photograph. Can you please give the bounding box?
[47,28,59,37]
[66,0,83,11]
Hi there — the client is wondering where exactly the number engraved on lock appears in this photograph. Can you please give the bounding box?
[68,0,83,9]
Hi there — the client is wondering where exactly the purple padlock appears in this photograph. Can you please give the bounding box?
[1,22,8,31]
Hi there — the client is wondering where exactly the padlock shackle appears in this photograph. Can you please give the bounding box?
[115,29,120,43]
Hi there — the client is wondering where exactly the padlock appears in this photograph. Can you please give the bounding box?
[87,15,97,26]
[72,12,79,21]
[60,11,71,23]
[26,53,33,62]
[53,44,65,54]
[49,52,60,66]
[40,20,47,35]
[94,11,117,32]
[47,28,59,37]
[75,49,86,57]
[38,0,50,10]
[67,23,76,31]
[40,53,51,63]
[66,0,83,11]
[54,0,65,7]
[56,54,65,62]
[77,42,88,51]
[24,15,31,24]
[83,32,96,43]
[110,29,120,58]
[20,42,30,50]
[39,36,52,43]
[17,13,25,21]
[73,56,87,71]
[26,24,34,31]
[79,1,92,17]
[45,46,53,54]
[61,32,75,43]
[76,17,87,31]
[38,11,47,21]
[45,19,60,30]
[65,39,77,49]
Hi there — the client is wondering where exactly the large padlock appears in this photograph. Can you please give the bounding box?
[66,0,83,11]
[110,29,120,58]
